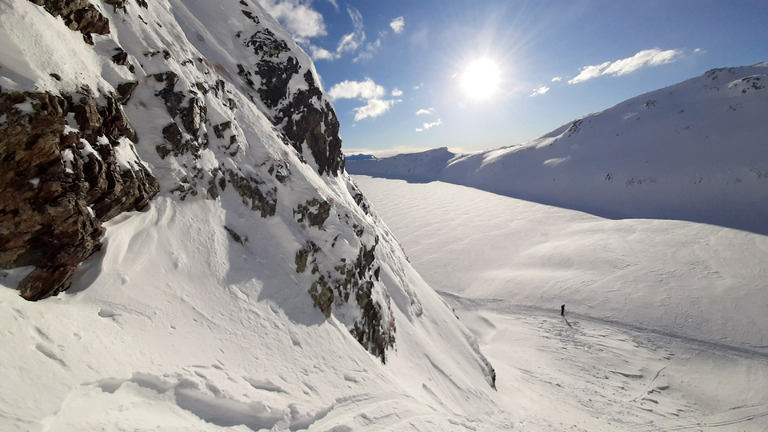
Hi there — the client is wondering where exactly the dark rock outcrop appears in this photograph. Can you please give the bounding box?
[0,89,158,300]
[29,0,110,44]
[238,11,344,176]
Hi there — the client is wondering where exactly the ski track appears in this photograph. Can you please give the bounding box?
[442,292,768,362]
[442,291,768,431]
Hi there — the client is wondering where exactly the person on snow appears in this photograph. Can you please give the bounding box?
[560,304,565,316]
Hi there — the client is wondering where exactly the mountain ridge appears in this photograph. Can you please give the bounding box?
[347,63,768,234]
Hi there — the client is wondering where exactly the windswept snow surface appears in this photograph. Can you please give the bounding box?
[0,1,505,431]
[353,175,768,431]
[346,64,768,235]
[0,196,507,431]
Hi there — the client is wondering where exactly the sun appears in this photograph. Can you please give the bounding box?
[461,58,501,100]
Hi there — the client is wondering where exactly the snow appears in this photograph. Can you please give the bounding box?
[12,99,35,114]
[353,175,768,430]
[0,193,507,431]
[2,0,766,430]
[0,0,118,96]
[60,148,75,174]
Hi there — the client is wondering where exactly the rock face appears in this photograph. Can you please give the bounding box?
[0,1,157,300]
[0,89,158,300]
[237,15,344,176]
[0,0,411,366]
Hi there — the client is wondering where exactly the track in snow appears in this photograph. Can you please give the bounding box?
[441,291,768,431]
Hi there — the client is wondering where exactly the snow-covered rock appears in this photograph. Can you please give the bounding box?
[0,1,501,430]
[347,63,768,234]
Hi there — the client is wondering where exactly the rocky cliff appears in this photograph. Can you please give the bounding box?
[0,0,497,378]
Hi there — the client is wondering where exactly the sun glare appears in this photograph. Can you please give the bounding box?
[461,58,500,100]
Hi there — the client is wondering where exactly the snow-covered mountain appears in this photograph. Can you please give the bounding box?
[347,63,768,234]
[0,1,501,430]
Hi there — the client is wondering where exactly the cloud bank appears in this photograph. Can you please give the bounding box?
[569,48,683,84]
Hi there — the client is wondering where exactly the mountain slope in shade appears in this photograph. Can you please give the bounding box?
[0,1,501,430]
[347,63,768,234]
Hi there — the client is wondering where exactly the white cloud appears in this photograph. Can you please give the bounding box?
[416,119,442,132]
[529,86,550,97]
[326,0,338,11]
[390,16,405,34]
[257,0,326,40]
[328,78,385,100]
[569,48,683,84]
[329,78,400,121]
[391,88,403,97]
[551,77,562,82]
[337,6,366,54]
[309,45,337,61]
[568,61,611,84]
[415,108,434,115]
[354,99,397,121]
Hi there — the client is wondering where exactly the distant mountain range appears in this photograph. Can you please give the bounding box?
[347,63,768,234]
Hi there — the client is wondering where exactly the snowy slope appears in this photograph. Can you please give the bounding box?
[354,175,768,430]
[0,1,502,430]
[347,64,768,234]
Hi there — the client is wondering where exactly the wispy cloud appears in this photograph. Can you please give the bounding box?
[569,48,683,84]
[337,6,366,54]
[328,78,400,121]
[326,0,338,11]
[529,86,550,97]
[416,119,442,132]
[415,108,434,115]
[390,16,405,34]
[391,88,403,97]
[551,77,562,83]
[354,38,381,63]
[257,0,326,41]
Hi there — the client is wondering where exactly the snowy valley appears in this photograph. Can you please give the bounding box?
[0,0,766,431]
[345,62,768,430]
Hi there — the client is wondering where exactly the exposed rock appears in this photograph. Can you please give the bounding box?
[238,18,344,176]
[293,198,332,228]
[0,89,158,300]
[223,168,277,218]
[297,233,395,363]
[30,0,110,45]
[278,71,344,176]
[116,81,138,105]
[111,48,129,66]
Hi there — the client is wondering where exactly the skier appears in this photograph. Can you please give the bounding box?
[560,304,565,316]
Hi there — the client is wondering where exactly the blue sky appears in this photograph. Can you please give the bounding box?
[258,0,768,155]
